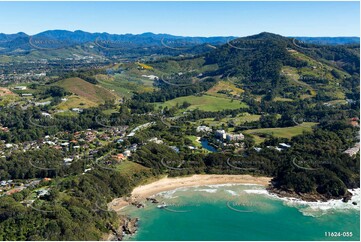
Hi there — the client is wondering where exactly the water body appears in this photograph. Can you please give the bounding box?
[123,185,360,241]
[200,139,217,152]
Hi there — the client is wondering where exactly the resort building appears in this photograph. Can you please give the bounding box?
[196,125,212,133]
[226,133,245,142]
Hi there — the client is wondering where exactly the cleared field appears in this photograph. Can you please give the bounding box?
[281,66,316,98]
[0,93,20,106]
[56,95,97,110]
[137,62,154,70]
[206,81,244,97]
[150,57,216,74]
[55,77,117,104]
[283,51,350,101]
[115,160,150,176]
[0,87,14,96]
[245,122,318,142]
[194,113,261,127]
[156,94,248,112]
[96,73,154,98]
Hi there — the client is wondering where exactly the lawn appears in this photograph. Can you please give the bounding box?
[185,135,202,147]
[244,122,318,143]
[156,94,248,112]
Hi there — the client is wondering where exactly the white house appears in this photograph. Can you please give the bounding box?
[14,86,27,90]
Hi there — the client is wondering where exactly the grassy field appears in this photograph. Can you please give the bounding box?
[281,66,317,98]
[245,122,318,143]
[194,113,261,127]
[56,95,97,110]
[137,62,154,70]
[55,77,117,105]
[96,73,155,98]
[156,94,248,112]
[0,87,20,106]
[185,135,202,147]
[206,81,244,97]
[150,57,217,74]
[115,160,150,176]
[283,50,350,101]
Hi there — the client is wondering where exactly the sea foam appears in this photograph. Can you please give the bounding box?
[194,188,218,193]
[245,186,360,216]
[225,190,239,196]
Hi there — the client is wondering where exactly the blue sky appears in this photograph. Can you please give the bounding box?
[0,1,359,37]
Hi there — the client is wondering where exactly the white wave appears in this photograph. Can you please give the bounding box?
[206,183,265,188]
[278,188,360,214]
[205,183,239,188]
[244,186,360,216]
[156,187,190,198]
[194,188,218,193]
[244,189,269,195]
[225,190,238,196]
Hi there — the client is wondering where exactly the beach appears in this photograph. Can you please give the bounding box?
[127,184,360,241]
[108,175,359,241]
[108,174,271,211]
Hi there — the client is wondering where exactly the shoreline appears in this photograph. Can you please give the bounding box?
[108,174,271,211]
[105,175,359,240]
[132,174,271,199]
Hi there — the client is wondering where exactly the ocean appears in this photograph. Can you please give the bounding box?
[122,184,360,241]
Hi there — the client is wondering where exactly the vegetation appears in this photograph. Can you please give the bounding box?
[0,32,359,240]
[156,94,248,112]
[55,77,117,105]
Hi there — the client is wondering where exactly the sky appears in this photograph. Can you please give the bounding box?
[0,1,359,37]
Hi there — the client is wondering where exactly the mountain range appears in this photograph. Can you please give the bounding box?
[0,30,359,59]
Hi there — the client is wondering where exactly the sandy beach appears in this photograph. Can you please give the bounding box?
[108,174,271,211]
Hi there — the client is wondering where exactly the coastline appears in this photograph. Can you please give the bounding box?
[108,174,272,211]
[105,175,359,240]
[132,174,271,199]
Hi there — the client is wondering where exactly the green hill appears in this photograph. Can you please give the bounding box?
[55,77,118,105]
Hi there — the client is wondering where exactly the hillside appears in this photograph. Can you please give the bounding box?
[55,77,118,105]
[198,32,360,102]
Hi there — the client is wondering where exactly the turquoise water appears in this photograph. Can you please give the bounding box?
[122,185,360,241]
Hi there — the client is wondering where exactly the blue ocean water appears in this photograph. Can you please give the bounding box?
[123,185,360,241]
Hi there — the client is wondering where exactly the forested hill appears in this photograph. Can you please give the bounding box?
[203,32,360,101]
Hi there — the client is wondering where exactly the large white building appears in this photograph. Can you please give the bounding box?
[215,130,227,140]
[215,130,244,142]
[226,133,245,141]
[196,125,212,133]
